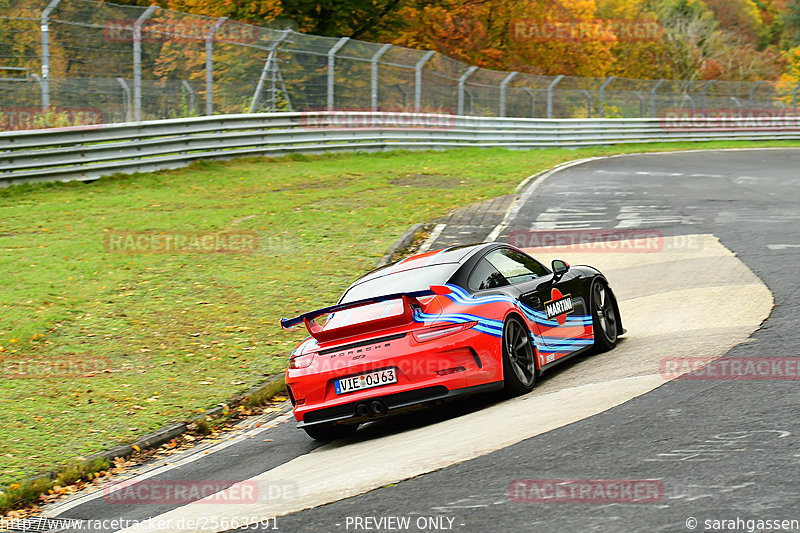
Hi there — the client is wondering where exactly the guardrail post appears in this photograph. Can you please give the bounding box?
[748,80,763,110]
[370,43,392,112]
[649,79,665,118]
[249,29,289,113]
[414,50,435,112]
[133,5,158,122]
[598,76,616,117]
[457,66,478,115]
[181,80,194,115]
[546,75,564,119]
[40,0,63,110]
[116,78,131,121]
[499,71,518,117]
[700,80,715,112]
[205,17,228,116]
[793,84,800,115]
[327,37,349,111]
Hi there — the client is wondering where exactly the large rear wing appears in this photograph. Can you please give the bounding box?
[280,285,451,343]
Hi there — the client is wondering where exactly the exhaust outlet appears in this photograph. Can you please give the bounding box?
[355,403,370,417]
[370,400,387,416]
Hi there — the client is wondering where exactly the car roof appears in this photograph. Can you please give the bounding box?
[357,243,495,282]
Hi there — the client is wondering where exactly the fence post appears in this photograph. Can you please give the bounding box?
[581,90,593,118]
[133,5,157,122]
[649,79,665,118]
[700,80,714,112]
[249,29,289,113]
[116,78,131,121]
[370,43,392,112]
[748,80,763,110]
[205,17,228,116]
[499,71,517,117]
[327,37,349,111]
[414,50,435,112]
[794,84,800,115]
[598,76,616,117]
[547,75,564,119]
[457,66,478,115]
[181,80,194,115]
[40,0,63,110]
[522,88,537,118]
[730,96,742,112]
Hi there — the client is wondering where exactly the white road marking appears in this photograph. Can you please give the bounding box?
[615,205,702,229]
[417,223,446,253]
[767,244,800,250]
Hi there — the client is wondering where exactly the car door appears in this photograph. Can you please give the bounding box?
[483,248,588,362]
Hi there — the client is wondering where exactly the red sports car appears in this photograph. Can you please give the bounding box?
[281,242,623,440]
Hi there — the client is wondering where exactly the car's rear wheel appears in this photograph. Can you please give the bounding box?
[501,316,537,396]
[591,279,618,352]
[302,423,358,442]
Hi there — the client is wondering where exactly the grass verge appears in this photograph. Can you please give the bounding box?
[1,140,798,490]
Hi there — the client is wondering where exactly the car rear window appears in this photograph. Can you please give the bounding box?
[339,264,459,304]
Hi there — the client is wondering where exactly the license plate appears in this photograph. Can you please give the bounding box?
[334,368,397,395]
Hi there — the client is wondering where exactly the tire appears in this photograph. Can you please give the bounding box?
[302,423,358,442]
[591,279,619,352]
[501,315,537,396]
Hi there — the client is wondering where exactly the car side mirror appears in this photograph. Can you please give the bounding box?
[551,259,570,281]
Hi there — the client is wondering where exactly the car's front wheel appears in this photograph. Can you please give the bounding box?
[501,315,537,396]
[591,279,618,352]
[303,423,358,442]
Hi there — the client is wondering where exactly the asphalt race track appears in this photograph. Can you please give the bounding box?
[39,148,800,533]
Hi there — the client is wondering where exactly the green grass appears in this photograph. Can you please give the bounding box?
[1,140,798,487]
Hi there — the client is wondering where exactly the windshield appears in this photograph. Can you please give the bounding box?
[339,264,459,304]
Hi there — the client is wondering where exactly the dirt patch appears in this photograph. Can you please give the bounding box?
[390,174,463,189]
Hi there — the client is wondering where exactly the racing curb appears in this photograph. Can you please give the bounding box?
[17,374,285,487]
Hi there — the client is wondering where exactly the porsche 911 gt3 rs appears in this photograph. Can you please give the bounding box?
[281,242,623,441]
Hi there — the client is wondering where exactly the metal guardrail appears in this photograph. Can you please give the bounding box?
[2,111,799,186]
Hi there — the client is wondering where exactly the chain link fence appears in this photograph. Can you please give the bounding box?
[2,0,800,131]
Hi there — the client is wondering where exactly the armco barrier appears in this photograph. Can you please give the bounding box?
[2,111,799,186]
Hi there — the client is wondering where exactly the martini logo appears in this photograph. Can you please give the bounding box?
[545,288,573,325]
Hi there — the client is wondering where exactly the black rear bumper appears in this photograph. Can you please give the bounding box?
[297,380,504,428]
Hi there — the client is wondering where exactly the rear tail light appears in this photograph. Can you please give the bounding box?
[412,321,477,343]
[289,352,315,369]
